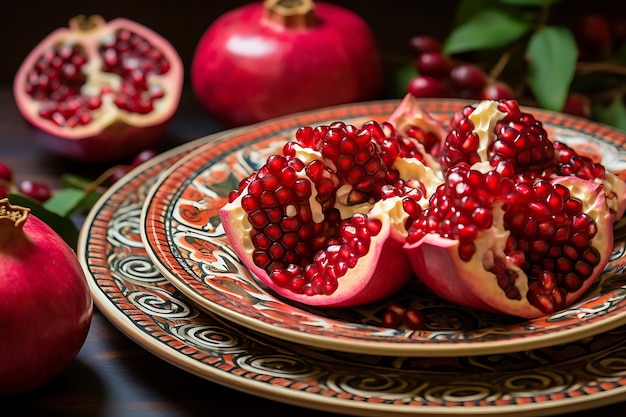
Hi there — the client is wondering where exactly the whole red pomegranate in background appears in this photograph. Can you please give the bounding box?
[13,15,183,163]
[0,199,92,396]
[191,0,383,128]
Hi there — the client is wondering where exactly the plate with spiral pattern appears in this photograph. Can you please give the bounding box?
[140,99,626,357]
[78,110,626,416]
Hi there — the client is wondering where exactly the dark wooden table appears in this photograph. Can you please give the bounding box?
[2,86,625,417]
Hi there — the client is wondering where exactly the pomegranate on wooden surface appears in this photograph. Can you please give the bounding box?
[0,199,92,396]
[191,0,383,127]
[13,15,183,163]
[404,99,624,318]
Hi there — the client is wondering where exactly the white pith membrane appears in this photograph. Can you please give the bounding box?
[386,93,448,172]
[13,17,183,139]
[405,100,617,318]
[598,169,626,220]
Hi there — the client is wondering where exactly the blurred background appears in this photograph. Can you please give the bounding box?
[3,0,622,92]
[2,0,625,159]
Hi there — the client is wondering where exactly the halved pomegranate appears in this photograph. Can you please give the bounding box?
[13,15,183,163]
[404,99,622,318]
[220,114,441,307]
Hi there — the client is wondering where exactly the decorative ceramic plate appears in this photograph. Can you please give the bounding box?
[78,116,626,416]
[142,100,626,357]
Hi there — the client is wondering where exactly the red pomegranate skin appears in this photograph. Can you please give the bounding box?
[0,211,93,396]
[191,1,383,127]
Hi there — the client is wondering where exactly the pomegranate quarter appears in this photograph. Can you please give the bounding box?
[221,97,626,318]
[13,15,183,163]
[405,99,625,319]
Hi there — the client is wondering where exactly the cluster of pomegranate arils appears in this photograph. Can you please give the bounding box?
[25,28,170,128]
[228,121,423,298]
[221,96,622,325]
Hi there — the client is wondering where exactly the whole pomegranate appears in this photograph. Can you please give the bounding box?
[13,15,183,163]
[404,100,625,318]
[0,199,92,396]
[220,102,445,307]
[191,0,383,127]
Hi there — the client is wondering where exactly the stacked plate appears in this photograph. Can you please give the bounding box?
[78,99,626,416]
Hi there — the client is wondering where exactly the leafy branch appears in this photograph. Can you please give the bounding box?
[440,0,626,129]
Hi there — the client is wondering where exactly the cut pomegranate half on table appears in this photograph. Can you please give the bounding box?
[13,15,183,163]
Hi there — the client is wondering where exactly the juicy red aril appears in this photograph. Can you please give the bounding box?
[503,179,600,314]
[266,214,382,296]
[409,35,442,56]
[26,29,171,127]
[551,141,606,180]
[26,44,97,127]
[416,52,453,79]
[407,164,505,260]
[381,303,426,330]
[408,75,447,98]
[440,106,481,171]
[449,64,487,92]
[27,44,88,101]
[18,180,52,203]
[240,149,386,296]
[302,121,393,203]
[100,29,171,76]
[489,101,554,169]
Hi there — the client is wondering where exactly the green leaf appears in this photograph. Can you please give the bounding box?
[444,9,531,55]
[593,97,626,131]
[60,173,93,190]
[59,173,104,212]
[526,26,578,111]
[454,0,502,25]
[386,61,418,98]
[7,193,79,250]
[43,188,89,218]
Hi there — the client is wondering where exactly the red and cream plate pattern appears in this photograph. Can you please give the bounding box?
[78,100,626,416]
[140,99,626,357]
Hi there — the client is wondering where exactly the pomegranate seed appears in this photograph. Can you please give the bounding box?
[381,309,403,328]
[416,52,453,79]
[408,75,447,98]
[381,303,426,330]
[18,180,52,202]
[449,64,487,92]
[574,13,612,60]
[404,307,426,330]
[409,35,442,55]
[481,81,516,101]
[561,93,591,118]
